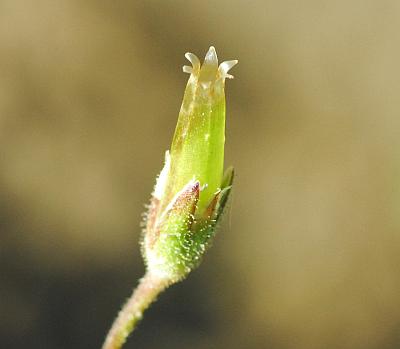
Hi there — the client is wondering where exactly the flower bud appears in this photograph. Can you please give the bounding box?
[142,47,237,283]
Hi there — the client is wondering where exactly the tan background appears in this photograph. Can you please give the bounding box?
[1,1,400,348]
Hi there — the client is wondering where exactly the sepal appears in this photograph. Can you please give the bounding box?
[189,167,234,259]
[143,181,200,282]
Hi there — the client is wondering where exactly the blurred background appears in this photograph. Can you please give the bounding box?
[1,0,400,348]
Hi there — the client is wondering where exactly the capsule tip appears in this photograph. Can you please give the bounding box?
[204,46,218,67]
[183,47,238,81]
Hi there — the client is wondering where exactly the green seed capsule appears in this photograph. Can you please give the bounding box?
[142,47,237,283]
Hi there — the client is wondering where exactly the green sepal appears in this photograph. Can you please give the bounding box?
[189,167,234,262]
[221,166,234,189]
[144,181,200,282]
[215,167,234,220]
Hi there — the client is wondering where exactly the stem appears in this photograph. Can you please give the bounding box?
[102,272,169,349]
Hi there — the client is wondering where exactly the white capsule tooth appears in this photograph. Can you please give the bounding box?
[219,60,238,74]
[225,74,234,79]
[182,65,193,74]
[204,46,218,67]
[185,52,200,69]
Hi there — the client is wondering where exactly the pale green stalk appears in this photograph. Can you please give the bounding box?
[102,273,168,349]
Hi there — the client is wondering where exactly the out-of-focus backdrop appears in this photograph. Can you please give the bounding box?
[1,1,400,348]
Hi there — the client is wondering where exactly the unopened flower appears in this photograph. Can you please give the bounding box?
[142,46,238,283]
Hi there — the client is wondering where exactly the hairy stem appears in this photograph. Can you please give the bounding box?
[102,272,169,349]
